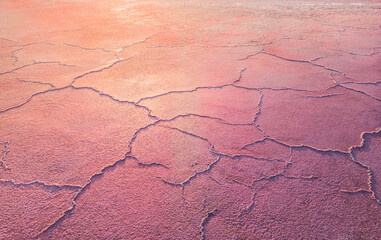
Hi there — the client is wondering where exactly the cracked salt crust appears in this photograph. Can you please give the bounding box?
[0,0,380,239]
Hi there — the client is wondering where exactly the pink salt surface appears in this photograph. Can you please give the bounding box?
[0,0,380,239]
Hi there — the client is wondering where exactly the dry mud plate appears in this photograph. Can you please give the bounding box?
[0,0,381,239]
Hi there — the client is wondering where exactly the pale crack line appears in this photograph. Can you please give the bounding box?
[159,113,253,127]
[233,85,313,93]
[252,89,267,137]
[0,37,17,43]
[217,153,287,164]
[136,83,232,105]
[117,34,155,53]
[18,79,56,88]
[138,80,314,109]
[161,125,215,147]
[305,93,345,99]
[0,180,82,192]
[238,192,257,218]
[239,50,344,75]
[0,86,69,115]
[241,137,348,155]
[63,43,114,53]
[10,47,23,65]
[71,56,135,85]
[0,86,156,123]
[35,155,130,238]
[156,155,221,191]
[326,47,379,57]
[128,155,169,169]
[0,61,76,76]
[127,124,221,204]
[4,40,47,49]
[328,73,381,101]
[262,51,344,74]
[238,51,262,61]
[200,208,218,240]
[341,80,381,86]
[0,142,10,171]
[71,85,157,120]
[136,67,248,105]
[239,132,380,201]
[349,129,381,204]
[232,67,247,84]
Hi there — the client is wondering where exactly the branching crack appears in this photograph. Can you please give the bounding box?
[349,129,381,204]
[328,73,381,101]
[35,155,130,238]
[239,50,344,75]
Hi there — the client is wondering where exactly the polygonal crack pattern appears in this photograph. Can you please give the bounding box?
[0,0,380,239]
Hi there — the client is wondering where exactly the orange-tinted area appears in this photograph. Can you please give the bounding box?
[0,0,380,239]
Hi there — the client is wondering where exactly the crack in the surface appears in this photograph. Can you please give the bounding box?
[207,174,222,185]
[18,79,56,88]
[238,192,257,218]
[137,80,317,111]
[0,61,76,76]
[125,122,162,155]
[160,125,215,147]
[252,89,267,137]
[0,142,10,172]
[165,154,220,187]
[233,84,314,93]
[239,50,344,74]
[237,51,262,61]
[4,40,47,49]
[70,85,157,120]
[238,130,381,203]
[135,81,228,105]
[0,86,156,122]
[327,47,379,57]
[349,130,381,204]
[126,124,222,197]
[328,73,381,101]
[225,154,287,164]
[10,47,22,65]
[0,86,69,115]
[0,37,17,43]
[156,155,221,191]
[241,136,352,155]
[71,56,135,85]
[0,179,82,192]
[128,155,170,169]
[63,43,114,53]
[158,113,264,129]
[341,80,381,86]
[203,40,272,49]
[200,208,218,240]
[35,155,131,238]
[136,67,248,104]
[232,67,247,84]
[118,35,155,53]
[305,93,345,99]
[262,51,344,74]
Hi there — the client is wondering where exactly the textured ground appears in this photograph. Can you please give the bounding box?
[0,0,380,239]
